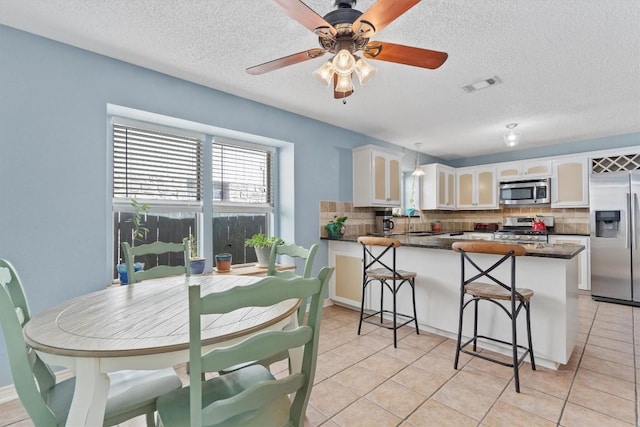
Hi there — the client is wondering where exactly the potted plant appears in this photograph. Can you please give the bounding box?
[325,215,348,238]
[117,198,148,284]
[244,233,283,267]
[188,234,206,274]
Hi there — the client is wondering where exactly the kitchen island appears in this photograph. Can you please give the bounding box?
[325,234,584,369]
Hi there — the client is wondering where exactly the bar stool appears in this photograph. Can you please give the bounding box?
[452,241,536,393]
[357,236,419,347]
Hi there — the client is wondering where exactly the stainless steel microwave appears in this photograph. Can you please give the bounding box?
[499,178,551,205]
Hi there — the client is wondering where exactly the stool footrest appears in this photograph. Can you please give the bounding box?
[459,335,533,368]
[361,309,416,331]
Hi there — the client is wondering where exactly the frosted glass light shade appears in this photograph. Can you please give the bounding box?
[313,61,334,87]
[335,73,353,93]
[332,49,356,76]
[355,57,376,85]
[503,123,521,147]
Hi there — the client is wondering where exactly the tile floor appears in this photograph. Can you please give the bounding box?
[1,291,638,426]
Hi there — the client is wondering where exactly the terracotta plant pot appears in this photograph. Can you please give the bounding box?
[215,253,232,272]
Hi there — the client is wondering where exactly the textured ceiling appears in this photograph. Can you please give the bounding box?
[1,0,639,159]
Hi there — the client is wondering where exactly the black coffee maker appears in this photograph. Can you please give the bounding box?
[375,209,394,236]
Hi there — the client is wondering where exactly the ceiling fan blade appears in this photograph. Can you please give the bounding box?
[363,41,448,69]
[353,0,420,36]
[268,0,336,35]
[246,48,326,75]
[333,73,353,99]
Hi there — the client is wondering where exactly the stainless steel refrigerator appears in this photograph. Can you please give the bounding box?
[590,171,640,304]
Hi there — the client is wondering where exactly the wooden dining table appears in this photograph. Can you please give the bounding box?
[23,274,300,427]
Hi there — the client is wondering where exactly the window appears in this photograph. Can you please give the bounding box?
[212,139,275,264]
[110,114,278,278]
[112,120,203,278]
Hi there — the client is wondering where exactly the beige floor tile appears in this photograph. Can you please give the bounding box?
[449,365,511,398]
[303,404,329,427]
[308,378,360,418]
[515,366,574,399]
[498,383,565,423]
[567,382,636,424]
[579,354,635,382]
[481,400,556,427]
[355,352,407,378]
[365,379,426,418]
[411,352,460,380]
[316,350,355,377]
[0,398,30,426]
[331,340,380,363]
[594,312,633,326]
[389,364,450,397]
[332,364,387,396]
[589,326,634,344]
[573,367,635,401]
[331,398,401,427]
[351,333,392,352]
[583,343,635,367]
[398,331,447,352]
[560,402,635,427]
[405,399,477,427]
[586,334,634,354]
[431,377,497,421]
[379,343,427,364]
[317,331,353,354]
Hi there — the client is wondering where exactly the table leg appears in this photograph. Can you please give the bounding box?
[66,357,110,427]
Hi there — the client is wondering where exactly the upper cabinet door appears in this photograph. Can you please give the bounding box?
[497,160,552,181]
[353,145,402,207]
[456,166,498,209]
[421,163,456,210]
[551,158,589,207]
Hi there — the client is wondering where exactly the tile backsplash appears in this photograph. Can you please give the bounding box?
[319,201,589,236]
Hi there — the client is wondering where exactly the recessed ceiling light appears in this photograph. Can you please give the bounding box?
[461,76,502,93]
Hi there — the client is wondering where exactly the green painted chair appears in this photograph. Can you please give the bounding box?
[122,238,191,284]
[0,258,183,426]
[267,242,319,324]
[156,267,334,427]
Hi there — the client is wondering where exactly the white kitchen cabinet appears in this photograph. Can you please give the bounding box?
[421,163,456,210]
[551,157,589,207]
[456,166,498,209]
[353,145,402,207]
[497,160,552,181]
[548,235,590,290]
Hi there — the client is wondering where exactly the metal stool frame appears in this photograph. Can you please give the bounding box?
[357,236,419,347]
[452,241,536,393]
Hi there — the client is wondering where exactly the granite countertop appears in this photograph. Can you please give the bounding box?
[322,233,585,259]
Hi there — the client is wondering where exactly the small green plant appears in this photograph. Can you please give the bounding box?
[325,215,348,236]
[130,198,149,245]
[188,234,198,258]
[244,233,284,249]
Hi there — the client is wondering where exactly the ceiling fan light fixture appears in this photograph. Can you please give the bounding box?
[354,56,376,85]
[313,60,335,87]
[334,73,354,93]
[503,123,521,147]
[332,49,356,75]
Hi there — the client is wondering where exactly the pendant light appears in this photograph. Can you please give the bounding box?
[411,143,425,176]
[504,123,521,147]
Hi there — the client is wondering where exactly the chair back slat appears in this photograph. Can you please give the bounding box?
[0,259,57,424]
[188,266,334,427]
[268,242,319,279]
[122,238,191,284]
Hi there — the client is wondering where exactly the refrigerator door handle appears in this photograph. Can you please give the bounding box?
[634,193,639,250]
[627,193,632,249]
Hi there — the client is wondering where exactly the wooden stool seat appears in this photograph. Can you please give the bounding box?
[365,268,417,280]
[466,282,534,301]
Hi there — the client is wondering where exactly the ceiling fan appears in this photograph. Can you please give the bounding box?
[246,0,448,101]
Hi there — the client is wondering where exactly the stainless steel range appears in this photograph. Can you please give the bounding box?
[493,216,554,244]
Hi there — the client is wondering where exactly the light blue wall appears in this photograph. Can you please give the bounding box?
[0,25,392,387]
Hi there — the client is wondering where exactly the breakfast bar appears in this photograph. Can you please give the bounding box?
[326,234,584,369]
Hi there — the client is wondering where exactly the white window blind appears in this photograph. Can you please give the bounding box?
[212,142,273,208]
[113,123,202,201]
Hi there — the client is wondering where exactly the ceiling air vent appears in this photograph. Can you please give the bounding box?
[462,76,502,93]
